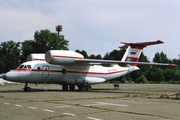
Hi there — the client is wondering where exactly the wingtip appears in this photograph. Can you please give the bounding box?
[169,64,178,66]
[157,40,164,43]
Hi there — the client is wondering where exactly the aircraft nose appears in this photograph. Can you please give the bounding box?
[2,74,6,80]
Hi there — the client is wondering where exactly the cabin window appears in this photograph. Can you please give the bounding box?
[24,65,27,69]
[62,68,67,74]
[37,67,41,70]
[27,65,31,69]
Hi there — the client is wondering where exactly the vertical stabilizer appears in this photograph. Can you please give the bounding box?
[119,40,164,66]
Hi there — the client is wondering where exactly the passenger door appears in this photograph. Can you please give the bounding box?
[42,66,50,80]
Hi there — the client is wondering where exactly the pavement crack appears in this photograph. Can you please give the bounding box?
[42,115,67,120]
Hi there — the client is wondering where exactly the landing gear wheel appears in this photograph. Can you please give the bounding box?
[62,85,68,91]
[69,85,75,91]
[85,85,92,90]
[24,83,31,92]
[78,84,84,91]
[78,86,82,91]
[24,87,31,92]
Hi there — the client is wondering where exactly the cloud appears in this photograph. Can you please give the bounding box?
[0,1,56,42]
[0,0,180,59]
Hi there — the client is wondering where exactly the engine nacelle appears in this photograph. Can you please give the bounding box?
[27,54,45,61]
[45,50,84,65]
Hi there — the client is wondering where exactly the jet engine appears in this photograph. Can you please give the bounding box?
[45,50,84,65]
[27,54,45,61]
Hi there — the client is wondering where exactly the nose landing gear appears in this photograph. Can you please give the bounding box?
[24,83,31,92]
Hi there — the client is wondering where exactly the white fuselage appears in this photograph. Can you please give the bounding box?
[3,61,139,85]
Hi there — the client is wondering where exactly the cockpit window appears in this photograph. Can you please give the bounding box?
[27,65,31,69]
[17,65,32,69]
[17,65,24,68]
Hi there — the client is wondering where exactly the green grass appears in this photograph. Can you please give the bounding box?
[0,95,4,98]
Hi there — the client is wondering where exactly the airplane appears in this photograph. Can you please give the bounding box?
[1,40,177,92]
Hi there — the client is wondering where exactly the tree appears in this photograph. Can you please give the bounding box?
[109,49,125,60]
[89,54,96,59]
[135,75,148,83]
[121,76,128,83]
[103,52,110,60]
[20,40,34,63]
[103,49,125,60]
[0,41,21,73]
[171,59,180,70]
[153,51,169,63]
[137,52,151,75]
[173,69,180,82]
[20,29,69,63]
[58,35,69,50]
[96,54,102,59]
[164,68,174,82]
[33,29,69,53]
[75,50,89,58]
[147,68,165,83]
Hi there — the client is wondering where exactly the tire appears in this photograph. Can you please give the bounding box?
[62,85,68,91]
[69,85,75,91]
[24,87,31,92]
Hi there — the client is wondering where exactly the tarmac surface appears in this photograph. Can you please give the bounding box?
[0,83,180,120]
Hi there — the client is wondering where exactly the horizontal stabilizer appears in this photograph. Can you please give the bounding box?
[119,40,164,49]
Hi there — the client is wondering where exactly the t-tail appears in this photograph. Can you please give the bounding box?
[119,40,164,66]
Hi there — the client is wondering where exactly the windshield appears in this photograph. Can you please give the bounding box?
[17,65,32,69]
[17,65,24,69]
[27,65,31,69]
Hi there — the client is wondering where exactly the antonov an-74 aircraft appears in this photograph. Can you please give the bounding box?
[2,40,177,92]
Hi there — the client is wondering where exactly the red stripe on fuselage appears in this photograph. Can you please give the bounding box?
[53,55,84,59]
[12,69,128,76]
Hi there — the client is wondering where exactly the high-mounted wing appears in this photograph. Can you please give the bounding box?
[75,59,177,66]
[45,40,177,67]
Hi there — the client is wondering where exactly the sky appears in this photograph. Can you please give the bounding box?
[0,0,180,61]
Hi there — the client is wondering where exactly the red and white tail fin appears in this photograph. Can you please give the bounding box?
[119,40,164,66]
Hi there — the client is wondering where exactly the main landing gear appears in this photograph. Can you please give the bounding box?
[62,85,75,91]
[62,85,68,91]
[78,85,91,90]
[77,83,92,91]
[62,84,91,91]
[24,83,31,92]
[70,85,75,91]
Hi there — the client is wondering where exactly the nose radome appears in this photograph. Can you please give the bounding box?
[2,74,6,80]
